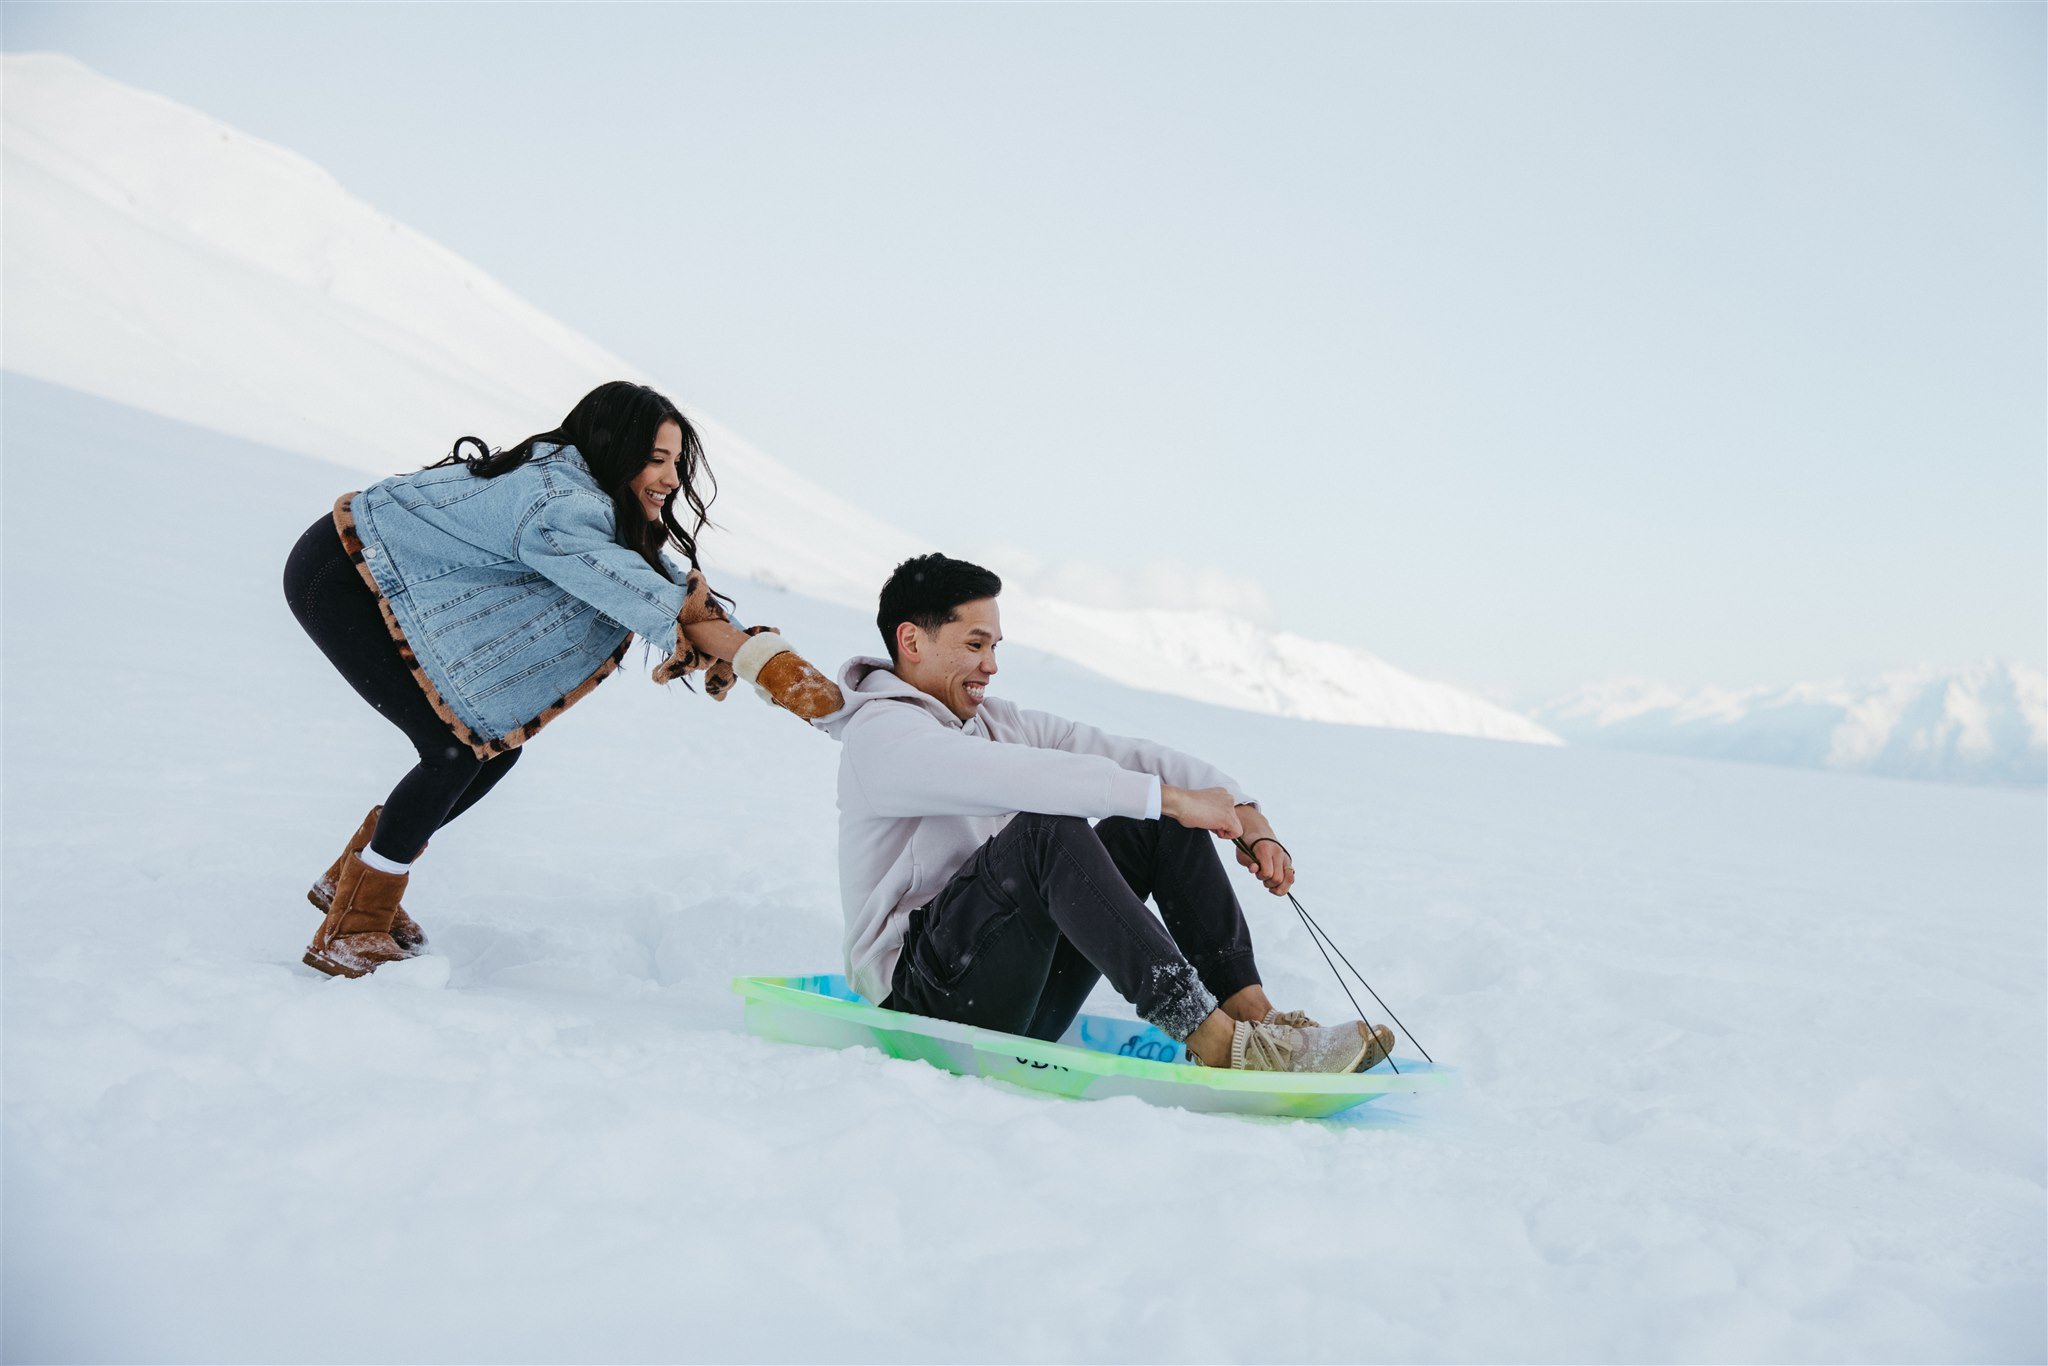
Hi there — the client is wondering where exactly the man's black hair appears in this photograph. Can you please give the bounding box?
[877,553,1003,665]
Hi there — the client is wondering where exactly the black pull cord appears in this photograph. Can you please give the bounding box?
[1234,835,1434,1067]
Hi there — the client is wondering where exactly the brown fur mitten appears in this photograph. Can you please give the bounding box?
[734,633,844,721]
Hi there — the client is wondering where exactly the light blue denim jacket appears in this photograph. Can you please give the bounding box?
[336,442,742,757]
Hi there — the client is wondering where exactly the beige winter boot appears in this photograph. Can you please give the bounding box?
[1190,1018,1396,1073]
[733,633,844,720]
[308,806,427,954]
[303,854,412,979]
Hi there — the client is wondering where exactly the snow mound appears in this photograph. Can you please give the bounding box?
[1537,663,2048,786]
[0,50,1545,748]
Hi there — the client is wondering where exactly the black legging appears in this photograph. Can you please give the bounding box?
[283,515,522,862]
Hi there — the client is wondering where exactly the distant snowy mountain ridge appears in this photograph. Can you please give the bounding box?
[0,51,1547,748]
[1022,600,1560,742]
[1535,660,2047,785]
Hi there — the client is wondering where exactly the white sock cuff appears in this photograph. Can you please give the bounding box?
[732,632,792,685]
[359,846,411,875]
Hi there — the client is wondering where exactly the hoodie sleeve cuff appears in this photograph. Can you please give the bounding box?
[1107,767,1157,820]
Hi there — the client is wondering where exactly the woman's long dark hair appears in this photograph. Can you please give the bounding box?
[431,381,715,579]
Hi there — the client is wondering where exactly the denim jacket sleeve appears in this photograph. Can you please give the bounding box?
[514,491,689,649]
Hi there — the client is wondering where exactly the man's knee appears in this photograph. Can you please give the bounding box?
[1016,812,1096,846]
[1094,814,1163,846]
[1010,812,1115,876]
[1093,812,1179,862]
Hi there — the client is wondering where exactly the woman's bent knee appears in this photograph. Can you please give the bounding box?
[416,741,482,774]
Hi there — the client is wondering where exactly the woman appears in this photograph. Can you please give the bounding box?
[282,381,840,979]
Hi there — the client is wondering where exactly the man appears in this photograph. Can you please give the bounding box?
[816,553,1394,1074]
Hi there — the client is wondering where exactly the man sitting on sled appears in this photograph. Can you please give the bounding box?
[816,553,1395,1074]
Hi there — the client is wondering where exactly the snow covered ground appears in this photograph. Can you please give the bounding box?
[4,374,2043,1363]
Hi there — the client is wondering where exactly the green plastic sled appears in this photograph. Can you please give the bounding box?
[733,974,1449,1119]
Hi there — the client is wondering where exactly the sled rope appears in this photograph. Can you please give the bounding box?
[1233,836,1434,1067]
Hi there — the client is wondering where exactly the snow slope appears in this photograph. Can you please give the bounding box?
[4,374,2042,1363]
[1538,666,2048,787]
[0,50,1549,747]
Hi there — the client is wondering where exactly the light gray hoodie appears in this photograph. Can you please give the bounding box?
[816,656,1251,1003]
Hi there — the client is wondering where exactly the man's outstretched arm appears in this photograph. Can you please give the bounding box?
[1020,709,1249,801]
[1021,707,1300,896]
[843,703,1155,820]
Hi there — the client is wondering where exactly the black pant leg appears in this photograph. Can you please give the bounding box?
[283,515,510,861]
[1094,816,1263,1006]
[441,749,523,827]
[1019,935,1103,1042]
[890,813,1218,1041]
[888,824,1067,1036]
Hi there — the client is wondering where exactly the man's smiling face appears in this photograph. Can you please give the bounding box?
[897,597,1001,722]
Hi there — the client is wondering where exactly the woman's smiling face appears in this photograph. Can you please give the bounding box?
[628,420,685,521]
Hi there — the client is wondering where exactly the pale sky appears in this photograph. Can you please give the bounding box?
[6,2,2042,701]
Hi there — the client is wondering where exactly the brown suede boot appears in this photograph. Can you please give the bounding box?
[303,854,412,979]
[733,632,844,720]
[309,806,427,954]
